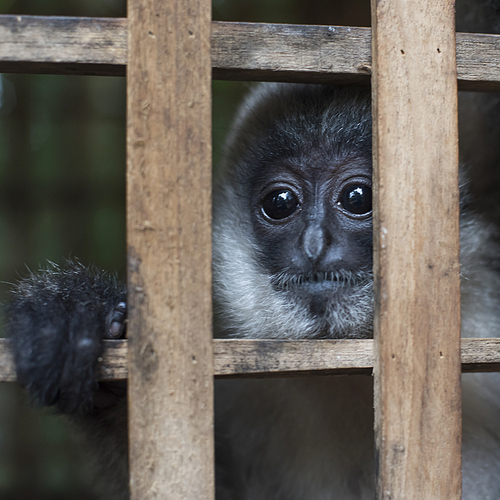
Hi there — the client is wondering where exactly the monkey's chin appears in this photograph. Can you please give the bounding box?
[281,280,374,340]
[291,283,356,317]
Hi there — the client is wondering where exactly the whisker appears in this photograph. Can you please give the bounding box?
[270,269,372,290]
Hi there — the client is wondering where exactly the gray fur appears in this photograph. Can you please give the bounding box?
[213,83,500,499]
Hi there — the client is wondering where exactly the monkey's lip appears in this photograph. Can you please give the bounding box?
[271,271,368,292]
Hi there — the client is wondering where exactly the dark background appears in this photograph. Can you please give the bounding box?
[0,0,497,498]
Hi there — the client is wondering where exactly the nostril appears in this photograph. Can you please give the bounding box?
[303,225,326,262]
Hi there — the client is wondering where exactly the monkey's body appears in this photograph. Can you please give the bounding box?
[8,83,500,499]
[209,84,500,496]
[217,374,500,499]
[215,376,375,499]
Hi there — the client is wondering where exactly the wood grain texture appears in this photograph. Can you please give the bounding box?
[126,0,213,497]
[0,339,15,382]
[371,0,462,498]
[456,31,500,90]
[0,338,499,381]
[214,339,373,377]
[0,15,127,76]
[1,15,500,89]
[211,21,372,84]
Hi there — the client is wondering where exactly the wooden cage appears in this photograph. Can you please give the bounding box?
[1,0,500,498]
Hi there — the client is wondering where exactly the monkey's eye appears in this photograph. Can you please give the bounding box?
[339,185,372,215]
[262,189,299,220]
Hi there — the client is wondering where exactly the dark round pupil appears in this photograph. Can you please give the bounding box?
[262,190,298,220]
[341,185,372,215]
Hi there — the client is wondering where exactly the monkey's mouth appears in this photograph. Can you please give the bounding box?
[270,270,371,292]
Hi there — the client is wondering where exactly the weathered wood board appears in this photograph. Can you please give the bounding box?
[371,0,462,497]
[126,0,214,497]
[1,338,500,381]
[0,16,500,90]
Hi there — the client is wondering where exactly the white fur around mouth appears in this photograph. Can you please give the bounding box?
[270,270,371,291]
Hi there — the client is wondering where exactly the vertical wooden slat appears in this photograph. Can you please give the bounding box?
[371,0,461,498]
[126,0,214,498]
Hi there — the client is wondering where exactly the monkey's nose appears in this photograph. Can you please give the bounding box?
[303,224,326,263]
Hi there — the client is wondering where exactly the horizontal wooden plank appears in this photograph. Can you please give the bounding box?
[0,16,500,89]
[456,32,500,91]
[460,338,500,372]
[0,338,129,382]
[214,339,373,377]
[211,22,372,84]
[0,338,15,382]
[0,15,127,76]
[0,338,500,382]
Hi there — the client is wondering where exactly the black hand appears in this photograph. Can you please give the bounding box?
[104,302,127,339]
[7,261,126,414]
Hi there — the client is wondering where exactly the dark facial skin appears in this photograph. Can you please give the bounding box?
[251,152,373,316]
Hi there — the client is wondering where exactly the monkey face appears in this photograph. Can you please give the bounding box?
[213,84,374,340]
[250,154,373,321]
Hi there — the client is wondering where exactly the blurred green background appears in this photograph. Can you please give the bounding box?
[0,0,371,498]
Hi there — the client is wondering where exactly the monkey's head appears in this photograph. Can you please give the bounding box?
[213,84,373,339]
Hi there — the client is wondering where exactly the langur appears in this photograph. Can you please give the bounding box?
[7,82,500,499]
